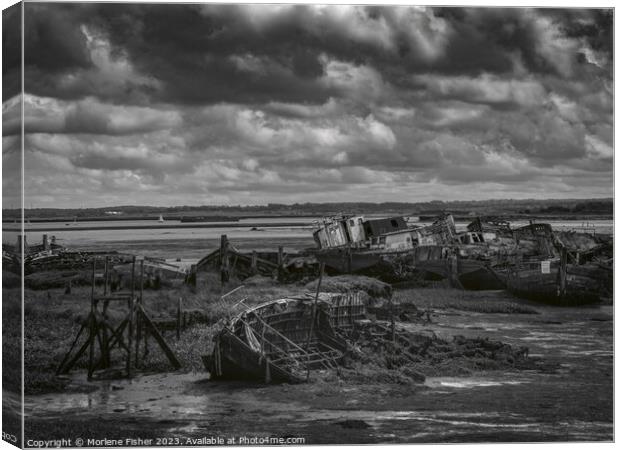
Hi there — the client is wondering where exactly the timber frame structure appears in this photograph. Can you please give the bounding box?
[57,255,181,379]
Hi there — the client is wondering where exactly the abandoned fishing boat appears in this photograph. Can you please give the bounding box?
[495,257,612,304]
[204,293,358,383]
[493,231,613,304]
[310,214,503,288]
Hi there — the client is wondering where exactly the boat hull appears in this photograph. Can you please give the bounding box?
[204,296,350,383]
[495,261,611,305]
[313,246,505,290]
[205,329,304,383]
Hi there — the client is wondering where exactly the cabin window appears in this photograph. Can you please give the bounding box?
[349,220,355,226]
[390,219,398,227]
[379,236,386,244]
[406,236,411,242]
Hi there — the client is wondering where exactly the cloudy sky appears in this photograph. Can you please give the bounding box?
[2,3,614,208]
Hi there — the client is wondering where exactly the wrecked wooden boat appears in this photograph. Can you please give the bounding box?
[309,214,506,289]
[204,293,357,383]
[494,256,613,305]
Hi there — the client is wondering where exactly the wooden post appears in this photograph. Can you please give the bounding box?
[390,293,395,343]
[102,299,110,369]
[101,256,110,369]
[220,235,229,286]
[559,247,567,299]
[135,259,144,368]
[103,256,109,296]
[346,246,352,273]
[143,328,149,358]
[447,253,456,287]
[305,262,325,381]
[127,256,136,377]
[139,259,144,303]
[88,258,96,380]
[176,297,182,340]
[277,246,284,281]
[251,251,258,274]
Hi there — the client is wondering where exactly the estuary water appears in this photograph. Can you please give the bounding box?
[3,217,613,262]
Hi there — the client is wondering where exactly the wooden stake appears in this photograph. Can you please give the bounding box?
[101,256,110,369]
[135,259,144,368]
[390,294,395,343]
[559,247,567,299]
[127,256,136,377]
[139,259,144,303]
[103,257,109,296]
[347,246,352,273]
[251,251,258,274]
[220,235,229,286]
[101,299,110,369]
[88,258,96,380]
[305,262,325,380]
[277,246,284,280]
[176,297,182,340]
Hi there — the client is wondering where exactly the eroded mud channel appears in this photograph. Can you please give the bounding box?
[24,303,612,444]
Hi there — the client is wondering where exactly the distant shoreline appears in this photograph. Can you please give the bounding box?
[2,214,612,234]
[1,214,323,224]
[1,221,315,233]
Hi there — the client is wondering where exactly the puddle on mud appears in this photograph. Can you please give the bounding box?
[425,377,527,389]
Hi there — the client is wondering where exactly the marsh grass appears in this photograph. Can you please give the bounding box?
[2,287,23,393]
[305,275,393,299]
[19,269,537,394]
[19,272,311,393]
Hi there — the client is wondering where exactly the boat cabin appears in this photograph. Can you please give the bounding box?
[362,217,408,238]
[368,229,415,251]
[458,231,485,245]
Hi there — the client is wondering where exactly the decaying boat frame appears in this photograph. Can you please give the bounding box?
[204,292,365,383]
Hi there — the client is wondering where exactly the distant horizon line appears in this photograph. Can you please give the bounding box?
[2,197,613,211]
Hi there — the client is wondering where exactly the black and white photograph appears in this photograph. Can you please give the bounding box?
[1,1,615,447]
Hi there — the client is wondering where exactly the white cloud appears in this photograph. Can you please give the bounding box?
[415,73,547,107]
[11,94,182,136]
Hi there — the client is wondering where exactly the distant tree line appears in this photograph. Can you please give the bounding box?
[3,198,612,220]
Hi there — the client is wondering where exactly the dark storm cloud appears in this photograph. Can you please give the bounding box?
[21,4,612,105]
[6,4,613,207]
[24,3,92,73]
[2,3,22,101]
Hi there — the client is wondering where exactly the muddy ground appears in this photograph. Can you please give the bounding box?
[15,290,613,445]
